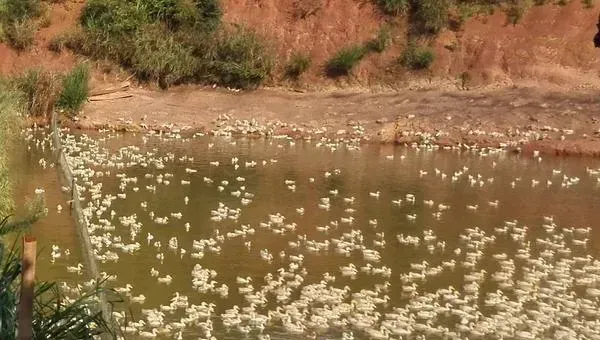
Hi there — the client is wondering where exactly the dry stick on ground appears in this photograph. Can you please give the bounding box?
[18,236,37,340]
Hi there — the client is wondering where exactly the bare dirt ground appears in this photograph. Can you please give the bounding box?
[72,83,600,157]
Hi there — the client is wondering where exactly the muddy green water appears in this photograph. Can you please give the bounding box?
[15,127,600,339]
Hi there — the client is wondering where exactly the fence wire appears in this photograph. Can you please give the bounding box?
[50,113,116,339]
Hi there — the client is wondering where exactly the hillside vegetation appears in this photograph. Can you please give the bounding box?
[54,0,273,89]
[2,0,596,89]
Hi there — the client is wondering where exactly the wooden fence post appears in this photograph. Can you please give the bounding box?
[18,236,37,340]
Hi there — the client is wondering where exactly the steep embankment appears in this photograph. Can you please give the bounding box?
[222,0,600,88]
[1,0,599,88]
[0,2,81,75]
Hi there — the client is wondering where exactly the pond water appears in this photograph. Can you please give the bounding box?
[16,126,600,340]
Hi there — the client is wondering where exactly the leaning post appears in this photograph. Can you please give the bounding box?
[18,236,37,340]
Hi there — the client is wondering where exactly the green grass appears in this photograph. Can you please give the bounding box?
[285,52,312,79]
[13,68,61,118]
[365,25,392,53]
[69,0,273,89]
[399,42,435,70]
[0,0,42,49]
[414,0,451,34]
[5,19,37,50]
[204,26,274,89]
[57,64,90,113]
[377,0,409,15]
[325,45,366,77]
[0,80,21,217]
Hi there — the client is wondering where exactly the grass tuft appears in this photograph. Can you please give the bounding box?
[285,52,312,80]
[205,25,274,89]
[377,0,409,15]
[399,42,435,70]
[325,45,366,77]
[365,25,392,53]
[13,69,61,118]
[57,63,90,114]
[6,19,37,50]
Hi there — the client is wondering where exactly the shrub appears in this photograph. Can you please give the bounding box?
[132,24,197,88]
[505,0,529,25]
[399,43,435,70]
[285,52,312,79]
[13,69,61,117]
[413,0,450,34]
[582,0,594,8]
[377,0,409,15]
[205,26,274,89]
[6,19,37,50]
[58,64,90,113]
[325,45,366,77]
[365,25,392,53]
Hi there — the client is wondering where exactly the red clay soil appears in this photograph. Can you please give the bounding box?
[222,0,600,88]
[2,0,600,88]
[0,1,82,76]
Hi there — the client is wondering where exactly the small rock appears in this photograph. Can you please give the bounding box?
[375,118,387,124]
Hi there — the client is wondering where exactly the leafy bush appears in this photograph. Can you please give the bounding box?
[413,0,450,34]
[399,43,435,70]
[285,52,312,79]
[57,64,90,113]
[13,69,60,117]
[377,0,409,15]
[325,45,366,77]
[365,25,392,53]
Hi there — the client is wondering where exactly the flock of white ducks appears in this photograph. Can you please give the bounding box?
[22,123,600,340]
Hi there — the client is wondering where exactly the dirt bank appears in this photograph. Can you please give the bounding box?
[70,84,600,157]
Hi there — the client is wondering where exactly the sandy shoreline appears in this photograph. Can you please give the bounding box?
[50,84,600,157]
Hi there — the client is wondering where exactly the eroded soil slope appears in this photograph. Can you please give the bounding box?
[1,0,599,88]
[223,0,600,87]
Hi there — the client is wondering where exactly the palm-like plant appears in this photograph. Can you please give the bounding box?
[0,213,116,339]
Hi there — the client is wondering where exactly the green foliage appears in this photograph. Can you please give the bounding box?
[325,45,366,77]
[48,34,66,53]
[0,218,115,340]
[0,81,20,217]
[413,0,451,34]
[505,0,530,25]
[365,25,392,53]
[13,69,61,117]
[285,52,312,79]
[72,0,272,89]
[399,42,435,69]
[206,26,274,89]
[6,19,37,50]
[0,0,42,49]
[132,24,197,88]
[377,0,410,15]
[3,0,41,21]
[58,64,90,113]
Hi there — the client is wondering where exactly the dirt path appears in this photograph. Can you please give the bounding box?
[71,84,600,157]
